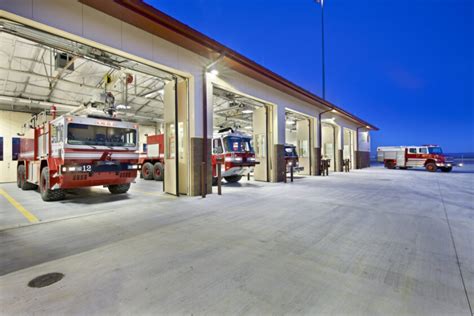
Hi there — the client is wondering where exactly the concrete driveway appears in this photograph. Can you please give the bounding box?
[0,165,472,315]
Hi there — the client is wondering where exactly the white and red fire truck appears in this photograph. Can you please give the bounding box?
[211,128,259,184]
[17,108,140,201]
[139,134,164,181]
[377,145,453,172]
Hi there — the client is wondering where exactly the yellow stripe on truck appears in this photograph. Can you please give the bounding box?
[0,188,39,223]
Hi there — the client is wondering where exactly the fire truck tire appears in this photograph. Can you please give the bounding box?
[224,175,242,183]
[142,162,154,180]
[425,162,437,172]
[40,167,65,201]
[153,162,164,181]
[441,167,453,172]
[385,161,396,169]
[18,165,37,190]
[108,183,131,194]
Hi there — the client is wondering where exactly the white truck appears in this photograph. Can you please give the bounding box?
[377,145,453,172]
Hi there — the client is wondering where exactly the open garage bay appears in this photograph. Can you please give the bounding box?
[0,166,473,315]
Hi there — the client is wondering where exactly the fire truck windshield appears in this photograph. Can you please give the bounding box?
[428,147,443,154]
[224,136,253,153]
[285,146,297,157]
[67,123,137,147]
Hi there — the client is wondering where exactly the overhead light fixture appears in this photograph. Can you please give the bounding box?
[144,89,164,99]
[366,125,371,129]
[286,120,295,125]
[331,109,337,113]
[116,104,131,110]
[242,109,253,114]
[0,96,13,102]
[210,69,219,76]
[244,126,252,129]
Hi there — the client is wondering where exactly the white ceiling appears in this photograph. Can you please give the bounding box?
[0,31,170,124]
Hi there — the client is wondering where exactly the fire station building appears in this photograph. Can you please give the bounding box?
[0,0,376,196]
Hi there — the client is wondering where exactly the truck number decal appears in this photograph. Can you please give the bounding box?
[82,165,92,172]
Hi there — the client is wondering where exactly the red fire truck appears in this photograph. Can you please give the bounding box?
[377,145,453,172]
[17,110,140,201]
[139,134,164,181]
[211,128,259,185]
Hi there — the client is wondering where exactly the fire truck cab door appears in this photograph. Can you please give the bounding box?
[163,80,178,196]
[253,106,268,181]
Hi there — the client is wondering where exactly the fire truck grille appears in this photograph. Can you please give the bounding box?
[73,174,87,181]
[120,172,133,178]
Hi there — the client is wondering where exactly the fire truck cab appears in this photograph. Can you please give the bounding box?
[17,112,140,201]
[377,145,453,172]
[211,128,259,185]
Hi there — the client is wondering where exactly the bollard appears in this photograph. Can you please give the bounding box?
[201,162,206,198]
[290,161,294,182]
[284,161,287,183]
[217,162,222,195]
[247,172,250,181]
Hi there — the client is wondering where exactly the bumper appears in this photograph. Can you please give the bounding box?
[222,166,254,177]
[54,170,137,189]
[287,166,304,173]
[436,162,453,167]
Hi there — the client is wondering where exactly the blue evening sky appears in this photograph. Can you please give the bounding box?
[146,0,473,153]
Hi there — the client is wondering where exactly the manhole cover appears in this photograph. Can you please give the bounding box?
[28,273,64,288]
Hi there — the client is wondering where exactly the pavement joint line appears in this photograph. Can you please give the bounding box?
[0,188,39,223]
[437,179,473,316]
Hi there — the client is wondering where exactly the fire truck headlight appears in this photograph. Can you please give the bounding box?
[61,166,67,172]
[288,161,293,166]
[127,164,139,170]
[225,157,232,162]
[234,157,243,162]
[68,166,77,172]
[248,157,256,162]
[459,163,464,167]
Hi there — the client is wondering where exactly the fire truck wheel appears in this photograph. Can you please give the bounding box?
[153,162,164,181]
[385,161,396,169]
[40,167,65,201]
[18,165,37,190]
[425,162,437,172]
[441,167,453,172]
[142,162,154,180]
[224,175,242,183]
[108,183,131,194]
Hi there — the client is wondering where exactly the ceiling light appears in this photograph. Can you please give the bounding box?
[0,96,13,102]
[286,120,295,125]
[366,125,371,129]
[210,69,219,76]
[331,109,337,113]
[244,126,252,129]
[242,109,253,114]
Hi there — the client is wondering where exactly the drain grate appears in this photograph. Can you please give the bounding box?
[28,273,64,288]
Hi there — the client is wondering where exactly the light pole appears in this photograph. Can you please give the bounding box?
[315,0,328,175]
[315,0,325,99]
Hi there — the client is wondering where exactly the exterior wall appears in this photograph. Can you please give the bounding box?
[0,110,33,182]
[0,0,374,184]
